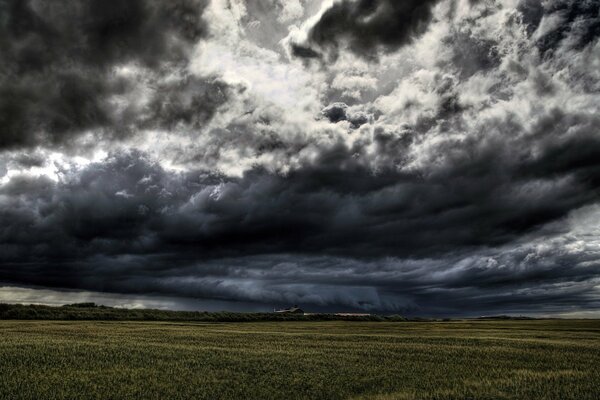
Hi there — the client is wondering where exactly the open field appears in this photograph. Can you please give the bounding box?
[1,320,599,399]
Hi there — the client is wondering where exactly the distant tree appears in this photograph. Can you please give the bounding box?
[62,302,99,308]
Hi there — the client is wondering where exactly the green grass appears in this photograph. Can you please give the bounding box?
[1,320,599,399]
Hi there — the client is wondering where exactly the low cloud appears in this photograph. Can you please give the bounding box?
[0,149,599,314]
[293,0,441,60]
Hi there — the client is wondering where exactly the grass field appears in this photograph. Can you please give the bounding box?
[1,320,599,399]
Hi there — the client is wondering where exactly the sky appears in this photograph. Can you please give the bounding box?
[0,0,599,317]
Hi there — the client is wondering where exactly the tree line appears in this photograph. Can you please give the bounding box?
[0,303,409,322]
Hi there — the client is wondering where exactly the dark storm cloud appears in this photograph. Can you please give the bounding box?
[1,99,600,313]
[1,241,599,315]
[294,0,440,59]
[0,0,212,149]
[143,76,232,130]
[290,43,322,59]
[445,28,500,79]
[1,110,599,263]
[9,152,46,168]
[321,103,369,128]
[534,0,600,55]
[517,0,544,36]
[1,0,600,316]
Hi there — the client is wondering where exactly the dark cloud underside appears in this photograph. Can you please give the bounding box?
[2,109,600,261]
[1,109,600,311]
[534,0,600,55]
[295,0,440,59]
[0,0,213,149]
[0,0,599,315]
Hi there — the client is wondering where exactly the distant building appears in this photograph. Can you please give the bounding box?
[274,305,304,314]
[334,313,371,317]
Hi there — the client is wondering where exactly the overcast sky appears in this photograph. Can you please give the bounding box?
[1,0,599,316]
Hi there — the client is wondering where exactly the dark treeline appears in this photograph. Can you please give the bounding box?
[0,303,408,322]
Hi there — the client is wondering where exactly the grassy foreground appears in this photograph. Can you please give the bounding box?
[0,320,599,399]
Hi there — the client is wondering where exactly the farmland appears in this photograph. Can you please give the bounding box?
[1,320,599,399]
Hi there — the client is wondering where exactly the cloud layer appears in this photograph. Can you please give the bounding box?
[293,0,441,60]
[0,0,219,149]
[0,0,599,315]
